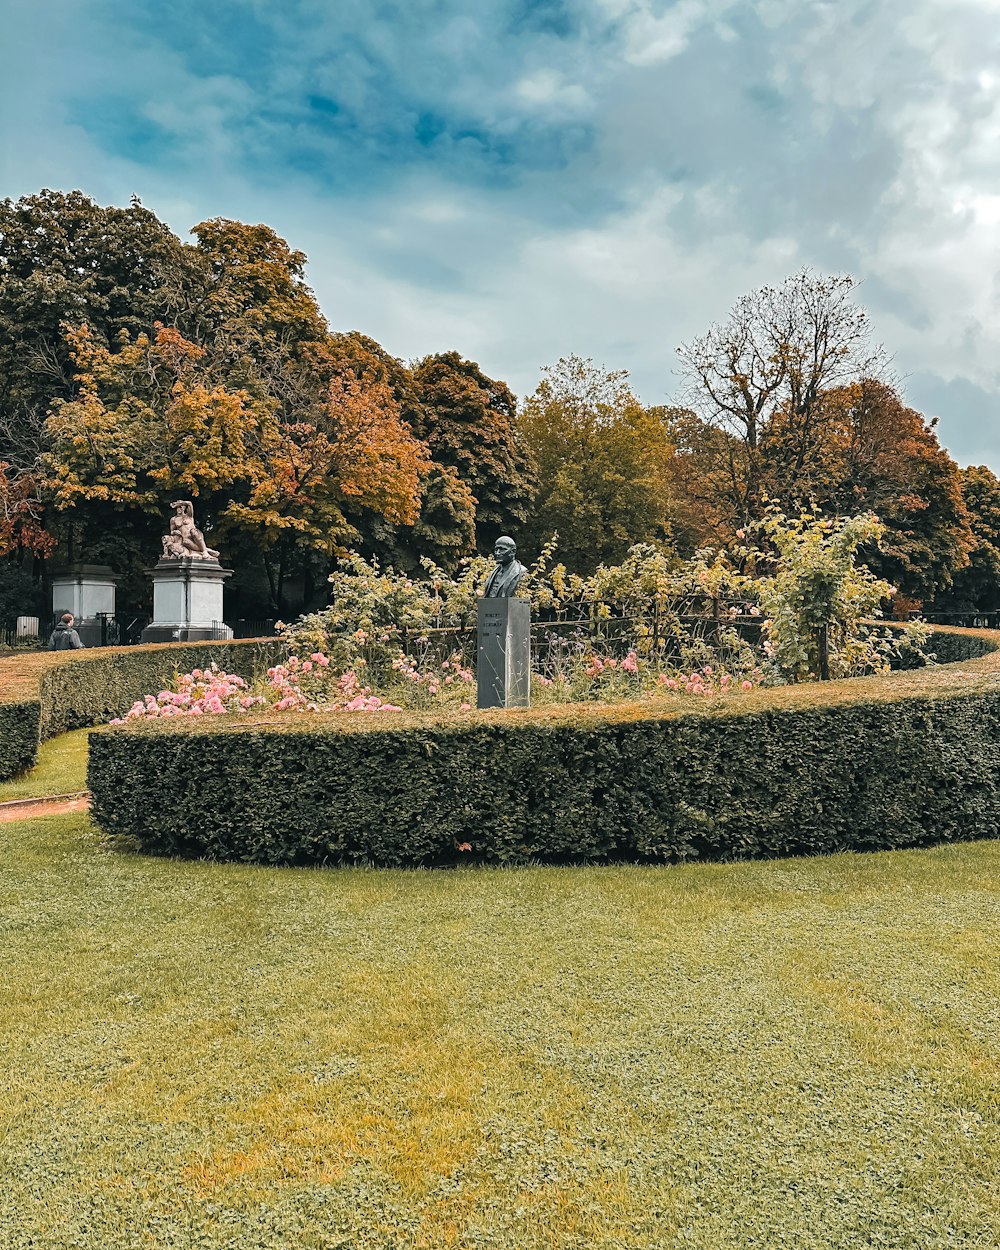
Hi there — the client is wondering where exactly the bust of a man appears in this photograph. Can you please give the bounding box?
[483,535,527,598]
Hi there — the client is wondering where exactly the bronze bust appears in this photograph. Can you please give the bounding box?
[483,535,527,598]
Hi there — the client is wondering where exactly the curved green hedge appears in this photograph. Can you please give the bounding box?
[0,639,284,782]
[0,701,43,783]
[87,626,1000,867]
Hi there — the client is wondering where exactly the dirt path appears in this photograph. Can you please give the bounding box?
[0,794,89,822]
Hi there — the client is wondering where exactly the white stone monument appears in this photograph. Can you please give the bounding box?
[51,564,118,621]
[51,564,119,645]
[141,500,233,643]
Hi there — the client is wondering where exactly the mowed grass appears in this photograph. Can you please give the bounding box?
[0,727,93,801]
[0,814,997,1250]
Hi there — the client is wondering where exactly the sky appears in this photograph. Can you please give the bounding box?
[2,0,999,470]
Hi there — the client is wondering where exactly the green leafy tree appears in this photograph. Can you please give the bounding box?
[0,189,200,471]
[933,465,1000,611]
[520,356,676,573]
[187,217,330,410]
[410,351,536,548]
[749,508,924,681]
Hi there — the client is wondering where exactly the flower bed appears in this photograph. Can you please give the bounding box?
[0,639,284,781]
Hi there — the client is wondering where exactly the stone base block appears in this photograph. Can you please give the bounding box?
[477,597,531,709]
[144,558,233,646]
[140,623,233,644]
[51,564,118,622]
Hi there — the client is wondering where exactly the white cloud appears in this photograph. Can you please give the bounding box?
[1,0,999,470]
[514,69,590,112]
[592,0,721,65]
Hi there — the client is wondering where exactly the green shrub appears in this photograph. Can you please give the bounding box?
[926,629,996,664]
[0,700,42,782]
[88,627,1000,868]
[0,638,284,781]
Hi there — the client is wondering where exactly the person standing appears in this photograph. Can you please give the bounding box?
[48,613,85,650]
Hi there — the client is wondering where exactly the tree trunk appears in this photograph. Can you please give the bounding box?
[817,623,830,681]
[263,550,279,614]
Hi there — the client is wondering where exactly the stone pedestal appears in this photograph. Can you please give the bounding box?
[477,598,531,710]
[51,564,118,621]
[141,559,233,644]
[50,564,120,646]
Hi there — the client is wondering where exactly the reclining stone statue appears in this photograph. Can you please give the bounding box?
[161,500,220,561]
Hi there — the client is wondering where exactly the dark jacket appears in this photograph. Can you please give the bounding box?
[483,559,527,598]
[48,622,84,651]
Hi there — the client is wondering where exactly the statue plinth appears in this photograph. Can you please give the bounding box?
[141,557,233,644]
[477,597,531,709]
[51,563,119,643]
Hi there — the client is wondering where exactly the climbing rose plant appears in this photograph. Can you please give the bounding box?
[744,507,930,682]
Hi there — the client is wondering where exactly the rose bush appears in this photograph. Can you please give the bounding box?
[110,657,402,723]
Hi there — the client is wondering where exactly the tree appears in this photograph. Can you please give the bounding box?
[410,352,536,547]
[188,217,330,410]
[673,274,973,600]
[751,508,899,682]
[676,270,886,527]
[42,325,428,612]
[309,333,478,571]
[933,465,1000,611]
[820,381,972,603]
[0,189,199,470]
[0,190,534,608]
[0,462,53,558]
[519,356,676,573]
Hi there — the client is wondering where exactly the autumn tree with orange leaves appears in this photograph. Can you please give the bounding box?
[0,463,54,559]
[673,274,975,603]
[41,325,427,611]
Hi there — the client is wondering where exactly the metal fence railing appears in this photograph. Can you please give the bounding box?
[1,615,278,649]
[225,619,277,639]
[3,603,997,654]
[913,610,1000,630]
[385,603,770,671]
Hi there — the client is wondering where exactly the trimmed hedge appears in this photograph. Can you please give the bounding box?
[903,624,997,666]
[0,700,42,782]
[0,639,283,782]
[88,626,1000,867]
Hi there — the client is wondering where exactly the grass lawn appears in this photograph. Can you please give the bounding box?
[0,727,93,801]
[0,812,997,1250]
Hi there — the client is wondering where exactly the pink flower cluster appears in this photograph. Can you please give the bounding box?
[585,650,640,678]
[390,652,473,697]
[112,664,267,723]
[656,668,756,697]
[266,656,401,713]
[110,653,402,725]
